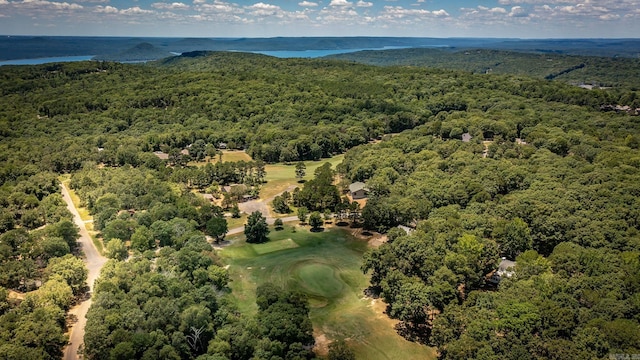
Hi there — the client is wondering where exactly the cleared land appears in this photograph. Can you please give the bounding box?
[221,226,435,360]
[261,154,345,200]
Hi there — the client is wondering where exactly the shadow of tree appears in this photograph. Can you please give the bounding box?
[394,322,431,345]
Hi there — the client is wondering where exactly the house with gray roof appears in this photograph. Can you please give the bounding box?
[349,182,368,199]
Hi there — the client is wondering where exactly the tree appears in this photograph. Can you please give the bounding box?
[274,218,284,230]
[328,339,355,360]
[230,204,241,218]
[497,218,533,260]
[309,212,323,230]
[295,162,306,182]
[271,196,290,214]
[105,238,128,261]
[244,211,269,244]
[46,254,87,296]
[206,217,228,244]
[297,207,309,224]
[130,225,155,251]
[102,218,133,242]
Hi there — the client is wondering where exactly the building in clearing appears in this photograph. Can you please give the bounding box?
[488,258,516,284]
[349,182,368,199]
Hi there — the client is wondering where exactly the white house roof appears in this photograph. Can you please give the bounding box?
[497,259,516,278]
[349,182,367,192]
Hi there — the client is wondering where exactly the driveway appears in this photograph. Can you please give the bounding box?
[61,182,107,360]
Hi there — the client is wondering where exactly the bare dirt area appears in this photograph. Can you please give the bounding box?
[61,182,108,360]
[313,330,331,357]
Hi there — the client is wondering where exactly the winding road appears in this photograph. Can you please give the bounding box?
[61,182,107,360]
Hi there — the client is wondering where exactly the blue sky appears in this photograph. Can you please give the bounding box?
[0,0,638,38]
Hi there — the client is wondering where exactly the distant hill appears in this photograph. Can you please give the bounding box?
[1,36,639,62]
[92,42,172,62]
[326,48,640,90]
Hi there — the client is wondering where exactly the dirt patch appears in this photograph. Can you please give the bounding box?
[368,234,388,248]
[345,227,388,248]
[313,330,331,357]
[8,290,25,301]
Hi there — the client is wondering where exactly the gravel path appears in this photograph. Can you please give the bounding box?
[61,182,107,360]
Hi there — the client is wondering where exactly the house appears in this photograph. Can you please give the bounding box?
[153,151,169,160]
[217,142,227,149]
[349,182,368,199]
[221,184,247,194]
[488,258,516,285]
[462,133,472,143]
[397,225,415,235]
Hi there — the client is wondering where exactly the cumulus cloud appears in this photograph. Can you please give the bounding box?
[432,8,449,16]
[509,5,528,17]
[378,5,449,20]
[249,2,279,10]
[94,4,118,13]
[329,0,352,6]
[247,2,282,17]
[120,6,154,14]
[151,2,190,10]
[15,0,84,10]
[298,1,318,7]
[356,0,372,7]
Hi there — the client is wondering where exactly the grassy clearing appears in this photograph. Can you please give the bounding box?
[261,154,345,200]
[189,150,254,167]
[226,214,248,230]
[221,226,435,360]
[251,238,299,255]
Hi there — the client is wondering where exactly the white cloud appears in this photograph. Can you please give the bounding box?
[329,0,352,6]
[192,0,206,4]
[377,5,449,21]
[15,0,84,10]
[356,0,372,7]
[120,6,154,14]
[432,9,449,17]
[599,13,619,20]
[94,5,118,13]
[509,6,528,17]
[298,1,318,7]
[152,2,190,10]
[247,2,282,17]
[249,2,279,10]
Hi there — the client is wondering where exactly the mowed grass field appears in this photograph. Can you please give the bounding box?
[261,154,345,200]
[220,226,435,360]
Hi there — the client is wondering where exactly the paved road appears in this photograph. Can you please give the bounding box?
[61,182,107,360]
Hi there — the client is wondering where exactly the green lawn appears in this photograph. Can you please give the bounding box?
[261,154,345,200]
[189,150,254,167]
[220,226,435,360]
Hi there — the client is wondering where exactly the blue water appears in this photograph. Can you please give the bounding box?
[0,55,95,66]
[247,46,410,58]
[0,46,422,66]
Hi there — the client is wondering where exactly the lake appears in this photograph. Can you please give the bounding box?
[246,46,411,58]
[0,55,95,66]
[0,46,423,66]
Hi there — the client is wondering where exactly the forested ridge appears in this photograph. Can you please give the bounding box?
[0,51,639,359]
[328,48,640,91]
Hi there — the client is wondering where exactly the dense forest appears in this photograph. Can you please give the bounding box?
[1,50,639,358]
[329,48,640,91]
